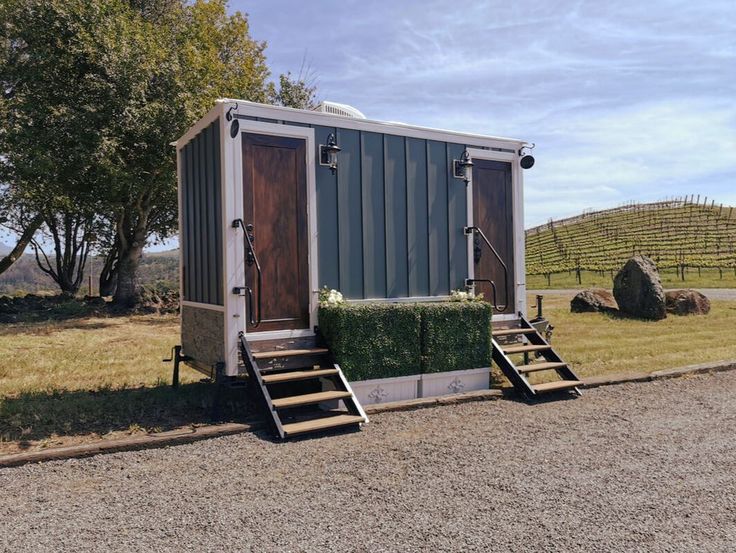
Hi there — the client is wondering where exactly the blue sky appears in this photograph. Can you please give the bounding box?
[236,0,736,227]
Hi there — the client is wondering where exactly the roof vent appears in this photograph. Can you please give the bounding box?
[313,101,366,119]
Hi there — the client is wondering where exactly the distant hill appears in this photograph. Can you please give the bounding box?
[0,249,179,295]
[0,242,11,256]
[526,199,736,277]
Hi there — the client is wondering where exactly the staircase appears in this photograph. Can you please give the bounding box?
[492,316,582,398]
[239,333,368,439]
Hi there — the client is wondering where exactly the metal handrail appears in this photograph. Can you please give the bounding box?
[464,226,510,312]
[232,219,262,327]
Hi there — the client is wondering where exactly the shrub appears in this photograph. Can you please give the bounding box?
[319,301,493,380]
[418,302,493,373]
[318,303,421,381]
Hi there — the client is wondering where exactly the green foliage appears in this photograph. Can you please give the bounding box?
[418,302,493,374]
[319,304,421,381]
[319,302,494,381]
[526,199,736,277]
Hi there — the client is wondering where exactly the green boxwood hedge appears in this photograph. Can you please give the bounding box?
[318,303,422,381]
[318,301,493,381]
[418,302,493,374]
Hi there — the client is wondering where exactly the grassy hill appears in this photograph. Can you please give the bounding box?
[526,198,736,288]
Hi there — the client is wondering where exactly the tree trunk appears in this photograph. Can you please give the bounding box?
[0,214,43,276]
[98,240,120,297]
[114,244,144,306]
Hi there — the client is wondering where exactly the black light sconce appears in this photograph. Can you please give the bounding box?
[453,149,474,183]
[320,133,341,174]
[519,143,535,169]
[226,103,239,138]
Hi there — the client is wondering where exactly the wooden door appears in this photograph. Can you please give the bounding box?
[242,133,309,332]
[472,159,515,315]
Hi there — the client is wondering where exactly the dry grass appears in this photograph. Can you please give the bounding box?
[0,315,245,455]
[2,296,735,455]
[529,293,736,378]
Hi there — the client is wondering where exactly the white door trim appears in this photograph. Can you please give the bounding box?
[465,147,525,321]
[226,120,318,368]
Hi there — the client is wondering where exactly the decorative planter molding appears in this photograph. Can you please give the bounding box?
[350,374,421,405]
[419,367,490,399]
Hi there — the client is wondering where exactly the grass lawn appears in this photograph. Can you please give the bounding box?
[0,315,246,455]
[2,295,735,455]
[527,267,736,290]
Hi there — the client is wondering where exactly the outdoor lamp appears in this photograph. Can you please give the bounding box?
[320,133,341,174]
[519,143,535,169]
[453,149,474,183]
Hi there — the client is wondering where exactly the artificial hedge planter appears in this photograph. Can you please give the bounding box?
[318,303,422,381]
[319,301,493,381]
[418,302,493,374]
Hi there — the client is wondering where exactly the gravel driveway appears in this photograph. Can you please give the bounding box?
[1,371,735,553]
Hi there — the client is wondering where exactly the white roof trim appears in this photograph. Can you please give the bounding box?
[208,98,525,150]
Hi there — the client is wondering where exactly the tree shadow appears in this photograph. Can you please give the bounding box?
[0,381,252,451]
[0,313,178,336]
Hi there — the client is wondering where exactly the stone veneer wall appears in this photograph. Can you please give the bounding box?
[181,305,224,369]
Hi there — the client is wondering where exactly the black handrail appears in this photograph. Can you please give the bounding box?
[464,226,510,312]
[232,218,262,327]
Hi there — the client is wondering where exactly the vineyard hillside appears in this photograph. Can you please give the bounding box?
[526,198,736,281]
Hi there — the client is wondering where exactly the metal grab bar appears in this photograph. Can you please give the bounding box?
[232,218,262,327]
[464,226,510,312]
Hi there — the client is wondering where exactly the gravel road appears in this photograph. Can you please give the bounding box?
[2,372,735,553]
[529,288,736,301]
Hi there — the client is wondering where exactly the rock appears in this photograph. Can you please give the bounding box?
[613,256,666,320]
[665,289,711,316]
[570,289,618,313]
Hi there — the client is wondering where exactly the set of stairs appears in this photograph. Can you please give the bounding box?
[492,316,582,398]
[238,333,368,439]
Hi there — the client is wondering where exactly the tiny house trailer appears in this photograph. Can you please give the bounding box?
[174,99,580,437]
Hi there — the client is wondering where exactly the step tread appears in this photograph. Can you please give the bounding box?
[252,348,329,360]
[492,328,537,336]
[503,344,551,354]
[272,390,353,409]
[533,380,582,393]
[262,368,339,384]
[282,414,366,436]
[516,362,568,374]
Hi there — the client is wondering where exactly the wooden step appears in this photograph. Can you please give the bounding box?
[532,380,582,393]
[502,344,551,354]
[492,328,537,337]
[272,390,353,409]
[253,348,329,360]
[282,414,365,437]
[262,368,338,384]
[516,362,568,374]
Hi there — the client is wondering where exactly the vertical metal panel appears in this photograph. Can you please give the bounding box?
[447,143,468,290]
[181,144,190,301]
[336,128,363,298]
[196,129,206,303]
[313,125,340,290]
[360,131,386,298]
[426,140,450,295]
[205,123,217,305]
[406,137,429,296]
[187,141,198,301]
[212,121,223,305]
[384,134,408,297]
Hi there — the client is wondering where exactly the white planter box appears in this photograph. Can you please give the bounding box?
[350,374,420,405]
[419,367,490,399]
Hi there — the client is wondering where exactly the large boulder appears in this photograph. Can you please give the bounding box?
[665,289,710,316]
[570,289,618,313]
[613,256,666,320]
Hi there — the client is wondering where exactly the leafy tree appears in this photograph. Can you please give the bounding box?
[1,0,319,302]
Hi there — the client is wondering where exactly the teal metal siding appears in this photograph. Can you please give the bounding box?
[239,118,474,300]
[180,118,223,305]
